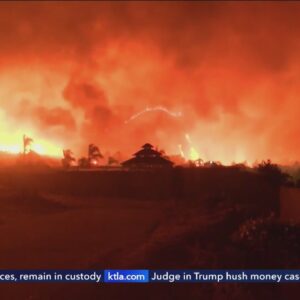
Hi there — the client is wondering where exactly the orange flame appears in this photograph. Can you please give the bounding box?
[0,131,62,157]
[185,133,200,161]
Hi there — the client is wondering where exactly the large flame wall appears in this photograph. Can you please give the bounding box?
[0,2,300,164]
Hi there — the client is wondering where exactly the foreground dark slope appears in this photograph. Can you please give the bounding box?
[0,166,287,299]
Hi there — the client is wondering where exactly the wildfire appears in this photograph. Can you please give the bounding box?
[178,144,185,159]
[185,133,200,161]
[30,140,62,157]
[0,132,62,157]
[90,159,98,166]
[177,133,202,162]
[189,147,200,161]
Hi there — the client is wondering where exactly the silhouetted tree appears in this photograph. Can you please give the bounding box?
[23,134,33,154]
[78,157,89,168]
[231,162,247,170]
[108,156,119,165]
[255,159,290,186]
[88,144,103,166]
[203,160,222,168]
[62,149,76,168]
[187,158,204,167]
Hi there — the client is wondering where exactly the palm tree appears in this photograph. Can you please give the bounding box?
[62,149,76,168]
[88,144,103,166]
[23,134,33,154]
[78,157,89,168]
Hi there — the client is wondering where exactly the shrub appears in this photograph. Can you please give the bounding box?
[233,214,300,267]
[255,160,291,186]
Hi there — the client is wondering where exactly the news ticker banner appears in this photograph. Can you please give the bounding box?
[0,270,299,283]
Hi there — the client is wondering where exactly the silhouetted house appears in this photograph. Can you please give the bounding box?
[122,143,174,168]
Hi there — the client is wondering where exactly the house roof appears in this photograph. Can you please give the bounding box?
[133,148,161,157]
[122,155,174,167]
[122,143,173,167]
[142,143,153,149]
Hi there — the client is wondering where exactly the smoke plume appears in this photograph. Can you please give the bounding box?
[1,1,300,163]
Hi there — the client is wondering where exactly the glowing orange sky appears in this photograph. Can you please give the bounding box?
[1,1,300,164]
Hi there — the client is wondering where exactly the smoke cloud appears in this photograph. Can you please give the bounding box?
[1,1,300,163]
